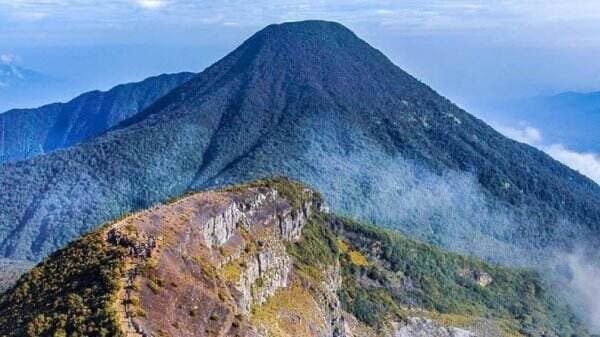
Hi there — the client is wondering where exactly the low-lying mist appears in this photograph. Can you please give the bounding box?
[200,115,599,332]
[549,250,600,334]
[298,128,591,267]
[301,141,600,332]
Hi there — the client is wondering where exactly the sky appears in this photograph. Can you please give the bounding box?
[0,0,599,182]
[2,1,600,103]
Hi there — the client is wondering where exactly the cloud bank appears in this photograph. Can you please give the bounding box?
[2,0,600,42]
[558,252,600,333]
[498,124,600,184]
[545,144,600,184]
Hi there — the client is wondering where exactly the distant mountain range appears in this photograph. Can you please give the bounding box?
[0,60,62,112]
[0,20,599,274]
[0,61,47,89]
[488,91,600,152]
[0,72,195,163]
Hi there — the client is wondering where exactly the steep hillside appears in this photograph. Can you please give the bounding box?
[0,72,194,163]
[1,20,599,269]
[0,179,589,337]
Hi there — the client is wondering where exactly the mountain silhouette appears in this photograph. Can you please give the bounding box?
[0,72,194,163]
[0,20,599,267]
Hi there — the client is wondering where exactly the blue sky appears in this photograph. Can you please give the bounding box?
[2,0,600,107]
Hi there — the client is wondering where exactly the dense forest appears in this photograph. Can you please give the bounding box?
[0,21,598,274]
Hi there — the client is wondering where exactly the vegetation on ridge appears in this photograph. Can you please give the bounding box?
[281,211,589,336]
[222,176,323,209]
[0,229,124,337]
[331,216,589,337]
[1,20,599,273]
[0,72,195,163]
[0,179,591,337]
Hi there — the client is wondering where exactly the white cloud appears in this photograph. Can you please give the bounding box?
[11,11,48,21]
[545,144,600,184]
[375,9,394,16]
[0,54,15,64]
[0,54,19,65]
[0,0,598,51]
[134,0,167,9]
[497,124,600,184]
[1,0,600,29]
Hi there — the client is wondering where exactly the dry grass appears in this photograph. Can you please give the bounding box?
[348,250,369,266]
[221,259,243,283]
[337,239,349,253]
[250,282,327,337]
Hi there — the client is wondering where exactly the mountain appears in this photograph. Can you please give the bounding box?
[0,60,49,90]
[0,59,62,113]
[0,72,195,163]
[0,179,589,337]
[1,20,599,270]
[487,91,600,152]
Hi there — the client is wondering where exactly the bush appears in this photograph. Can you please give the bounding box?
[0,229,125,337]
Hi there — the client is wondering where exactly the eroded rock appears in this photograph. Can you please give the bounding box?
[393,317,477,337]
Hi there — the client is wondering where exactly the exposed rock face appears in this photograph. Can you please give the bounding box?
[234,237,292,314]
[474,271,493,287]
[320,262,347,337]
[106,184,323,337]
[393,318,477,337]
[201,189,279,248]
[458,268,494,288]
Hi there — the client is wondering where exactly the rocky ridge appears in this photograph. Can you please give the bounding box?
[393,318,476,337]
[106,180,337,337]
[0,179,589,337]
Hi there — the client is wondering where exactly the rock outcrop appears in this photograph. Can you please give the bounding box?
[234,236,292,314]
[100,180,330,337]
[394,318,476,337]
[321,262,348,337]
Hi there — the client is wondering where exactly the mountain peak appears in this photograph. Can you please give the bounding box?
[122,19,419,128]
[256,20,357,40]
[211,19,392,79]
[234,19,395,73]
